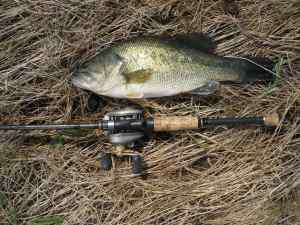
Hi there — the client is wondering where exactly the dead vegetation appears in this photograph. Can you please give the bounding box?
[0,0,300,224]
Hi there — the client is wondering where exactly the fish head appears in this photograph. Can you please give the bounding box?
[71,52,125,96]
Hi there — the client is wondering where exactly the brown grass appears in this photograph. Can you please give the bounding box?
[1,0,300,224]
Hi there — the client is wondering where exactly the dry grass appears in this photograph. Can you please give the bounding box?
[1,0,300,224]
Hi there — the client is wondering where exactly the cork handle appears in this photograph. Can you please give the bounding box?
[264,112,280,127]
[153,116,199,131]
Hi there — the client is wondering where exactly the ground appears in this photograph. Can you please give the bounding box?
[0,0,300,225]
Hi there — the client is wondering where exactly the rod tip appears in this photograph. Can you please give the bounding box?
[264,112,280,127]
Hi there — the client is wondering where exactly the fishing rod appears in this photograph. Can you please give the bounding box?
[0,107,279,176]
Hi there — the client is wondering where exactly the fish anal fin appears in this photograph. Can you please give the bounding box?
[123,69,153,84]
[189,80,220,95]
[161,32,216,53]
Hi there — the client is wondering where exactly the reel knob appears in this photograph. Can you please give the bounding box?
[132,154,143,176]
[100,152,112,170]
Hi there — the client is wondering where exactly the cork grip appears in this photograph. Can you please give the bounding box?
[153,116,199,131]
[264,112,280,127]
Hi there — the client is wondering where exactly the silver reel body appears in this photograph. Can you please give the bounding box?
[103,107,144,146]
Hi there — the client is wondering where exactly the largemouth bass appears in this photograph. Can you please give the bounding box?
[72,34,274,98]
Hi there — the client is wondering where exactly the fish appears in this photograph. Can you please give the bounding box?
[71,33,275,99]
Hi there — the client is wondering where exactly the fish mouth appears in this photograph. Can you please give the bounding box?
[71,70,106,96]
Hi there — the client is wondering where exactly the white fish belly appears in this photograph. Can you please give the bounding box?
[123,71,208,98]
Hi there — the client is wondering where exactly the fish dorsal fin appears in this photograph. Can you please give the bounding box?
[161,33,216,53]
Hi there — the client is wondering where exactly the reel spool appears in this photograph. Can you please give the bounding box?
[101,107,145,175]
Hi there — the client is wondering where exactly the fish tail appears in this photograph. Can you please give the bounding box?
[238,56,276,82]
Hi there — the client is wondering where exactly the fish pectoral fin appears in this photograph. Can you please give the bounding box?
[123,69,153,84]
[189,81,220,95]
[161,33,216,53]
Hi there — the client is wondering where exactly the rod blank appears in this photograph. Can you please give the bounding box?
[0,124,99,130]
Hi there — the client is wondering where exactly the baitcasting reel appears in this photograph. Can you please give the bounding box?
[101,107,146,175]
